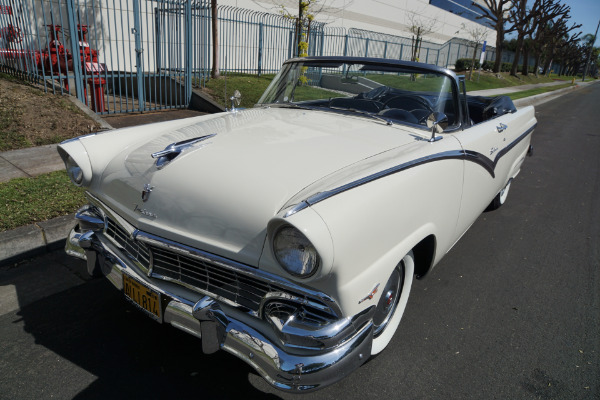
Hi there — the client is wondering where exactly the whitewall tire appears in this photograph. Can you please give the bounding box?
[488,178,512,211]
[371,251,415,355]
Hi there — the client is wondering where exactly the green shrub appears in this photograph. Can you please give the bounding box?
[455,58,480,71]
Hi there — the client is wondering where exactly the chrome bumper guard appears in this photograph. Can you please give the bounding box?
[66,224,373,392]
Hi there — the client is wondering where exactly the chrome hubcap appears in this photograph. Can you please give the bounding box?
[373,262,405,337]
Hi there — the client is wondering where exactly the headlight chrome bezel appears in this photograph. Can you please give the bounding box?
[65,155,84,185]
[272,225,321,278]
[57,140,93,187]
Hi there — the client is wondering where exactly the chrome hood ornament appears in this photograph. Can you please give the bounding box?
[142,184,154,202]
[151,133,217,169]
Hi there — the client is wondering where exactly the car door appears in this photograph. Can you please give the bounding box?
[452,106,536,237]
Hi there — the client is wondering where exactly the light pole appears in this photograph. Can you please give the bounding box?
[582,19,600,82]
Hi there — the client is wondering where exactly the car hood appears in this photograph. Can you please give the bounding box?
[93,107,419,265]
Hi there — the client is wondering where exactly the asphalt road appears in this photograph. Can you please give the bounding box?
[1,84,599,399]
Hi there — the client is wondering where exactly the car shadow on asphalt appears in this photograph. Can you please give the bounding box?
[11,265,282,399]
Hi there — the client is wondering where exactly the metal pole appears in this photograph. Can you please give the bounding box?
[258,22,263,75]
[582,19,600,82]
[65,0,85,102]
[185,0,192,104]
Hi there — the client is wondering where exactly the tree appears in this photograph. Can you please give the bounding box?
[582,21,600,80]
[540,18,581,75]
[461,23,488,80]
[406,11,436,63]
[211,0,219,79]
[279,1,323,57]
[473,0,514,73]
[551,32,583,76]
[508,0,570,76]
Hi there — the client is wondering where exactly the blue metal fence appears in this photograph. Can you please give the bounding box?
[2,1,522,115]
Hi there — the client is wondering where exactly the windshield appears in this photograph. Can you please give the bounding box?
[257,60,459,129]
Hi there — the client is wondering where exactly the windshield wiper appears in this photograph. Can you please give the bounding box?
[269,103,320,111]
[329,107,394,126]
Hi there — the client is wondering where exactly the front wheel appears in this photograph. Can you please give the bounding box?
[371,251,415,355]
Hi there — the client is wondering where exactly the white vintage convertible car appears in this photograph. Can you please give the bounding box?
[59,57,536,391]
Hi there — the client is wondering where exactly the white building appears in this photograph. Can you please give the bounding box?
[222,0,497,45]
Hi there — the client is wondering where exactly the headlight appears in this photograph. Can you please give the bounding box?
[65,155,84,185]
[57,140,93,187]
[273,226,320,277]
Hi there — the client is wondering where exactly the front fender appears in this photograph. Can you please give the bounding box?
[307,154,464,317]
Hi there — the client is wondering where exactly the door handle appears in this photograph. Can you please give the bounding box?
[496,123,507,133]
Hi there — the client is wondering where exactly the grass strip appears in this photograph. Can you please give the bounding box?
[201,73,275,108]
[502,83,575,100]
[463,72,564,92]
[200,72,576,107]
[0,171,85,232]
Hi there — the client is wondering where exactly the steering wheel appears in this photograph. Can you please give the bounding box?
[383,95,433,113]
[359,86,390,101]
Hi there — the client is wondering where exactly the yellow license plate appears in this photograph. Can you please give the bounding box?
[123,273,162,321]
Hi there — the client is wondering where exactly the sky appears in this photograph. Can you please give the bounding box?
[556,0,600,45]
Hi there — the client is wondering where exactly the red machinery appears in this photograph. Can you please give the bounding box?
[0,23,106,112]
[76,24,106,112]
[42,24,72,74]
[0,24,23,43]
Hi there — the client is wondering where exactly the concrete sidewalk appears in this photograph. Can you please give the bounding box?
[0,78,598,266]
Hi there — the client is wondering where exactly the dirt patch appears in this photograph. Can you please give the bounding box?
[0,74,101,151]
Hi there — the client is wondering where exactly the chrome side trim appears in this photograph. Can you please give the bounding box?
[284,123,537,218]
[302,150,465,210]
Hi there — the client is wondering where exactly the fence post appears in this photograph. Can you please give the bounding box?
[132,0,145,111]
[364,38,369,57]
[383,41,388,59]
[185,0,192,104]
[320,30,325,56]
[399,43,403,60]
[258,22,263,76]
[425,47,429,64]
[65,0,85,103]
[446,43,451,68]
[343,34,348,56]
[436,48,440,66]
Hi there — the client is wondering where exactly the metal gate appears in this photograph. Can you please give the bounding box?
[0,0,210,114]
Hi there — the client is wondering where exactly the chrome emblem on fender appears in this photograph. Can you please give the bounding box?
[358,283,380,304]
[142,184,154,202]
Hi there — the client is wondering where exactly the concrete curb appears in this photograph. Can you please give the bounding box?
[0,214,75,267]
[67,96,114,130]
[513,81,597,108]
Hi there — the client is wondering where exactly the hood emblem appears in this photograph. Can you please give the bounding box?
[358,283,380,304]
[142,184,154,202]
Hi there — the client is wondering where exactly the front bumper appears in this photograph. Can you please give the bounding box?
[66,223,374,392]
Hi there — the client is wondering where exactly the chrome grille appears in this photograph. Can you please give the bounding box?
[103,217,337,321]
[105,218,151,269]
[151,247,275,311]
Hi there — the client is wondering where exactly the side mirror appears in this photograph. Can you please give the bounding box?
[426,112,448,142]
